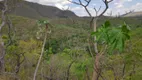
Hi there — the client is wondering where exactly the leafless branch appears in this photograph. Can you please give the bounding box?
[90,6,101,26]
[68,0,92,17]
[0,0,8,30]
[94,6,101,16]
[98,0,113,17]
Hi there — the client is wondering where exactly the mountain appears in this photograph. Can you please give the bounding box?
[10,1,78,19]
[123,11,142,17]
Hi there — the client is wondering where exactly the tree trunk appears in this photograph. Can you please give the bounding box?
[91,18,101,80]
[93,19,98,54]
[92,53,101,80]
[0,33,5,74]
[0,0,8,74]
[33,25,48,80]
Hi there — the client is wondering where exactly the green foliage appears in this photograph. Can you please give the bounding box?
[2,35,8,39]
[92,21,130,53]
[2,15,142,80]
[37,19,49,26]
[44,39,60,54]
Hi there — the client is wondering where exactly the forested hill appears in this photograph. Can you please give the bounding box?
[10,1,78,19]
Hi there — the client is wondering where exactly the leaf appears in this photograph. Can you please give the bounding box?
[104,21,111,28]
[108,39,117,54]
[121,23,130,33]
[37,19,49,26]
[91,31,98,36]
[91,21,130,54]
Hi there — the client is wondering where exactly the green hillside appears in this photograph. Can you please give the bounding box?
[1,0,142,79]
[10,1,78,19]
[0,14,142,80]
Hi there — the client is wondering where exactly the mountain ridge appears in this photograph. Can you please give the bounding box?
[10,1,78,19]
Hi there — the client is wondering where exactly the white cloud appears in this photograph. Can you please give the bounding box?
[25,0,71,9]
[55,3,69,9]
[117,4,123,8]
[26,0,70,4]
[131,3,142,11]
[55,4,64,9]
[114,0,133,9]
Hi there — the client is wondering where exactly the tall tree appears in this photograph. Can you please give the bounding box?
[0,0,8,74]
[0,0,23,74]
[68,0,113,80]
[33,20,52,80]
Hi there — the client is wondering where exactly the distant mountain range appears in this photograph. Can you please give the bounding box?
[10,1,78,19]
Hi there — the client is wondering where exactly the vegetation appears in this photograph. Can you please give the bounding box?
[0,0,142,80]
[0,14,141,80]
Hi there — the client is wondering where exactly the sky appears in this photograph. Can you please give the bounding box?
[25,0,142,16]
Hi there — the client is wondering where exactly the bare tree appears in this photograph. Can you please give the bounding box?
[0,0,23,75]
[68,0,113,80]
[0,0,8,74]
[68,0,113,53]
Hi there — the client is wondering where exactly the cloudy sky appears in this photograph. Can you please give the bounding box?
[25,0,142,16]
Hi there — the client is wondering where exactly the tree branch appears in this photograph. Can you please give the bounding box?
[98,0,113,17]
[68,0,92,17]
[0,0,8,30]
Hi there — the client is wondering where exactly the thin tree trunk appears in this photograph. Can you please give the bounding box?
[91,18,101,80]
[0,0,8,74]
[85,66,90,80]
[66,60,74,80]
[92,54,101,80]
[122,62,126,78]
[33,26,48,80]
[92,45,107,80]
[0,33,5,74]
[93,19,98,54]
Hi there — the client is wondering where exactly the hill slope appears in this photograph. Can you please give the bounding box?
[123,11,142,17]
[11,1,78,19]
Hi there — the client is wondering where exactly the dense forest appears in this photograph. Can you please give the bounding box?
[0,0,142,80]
